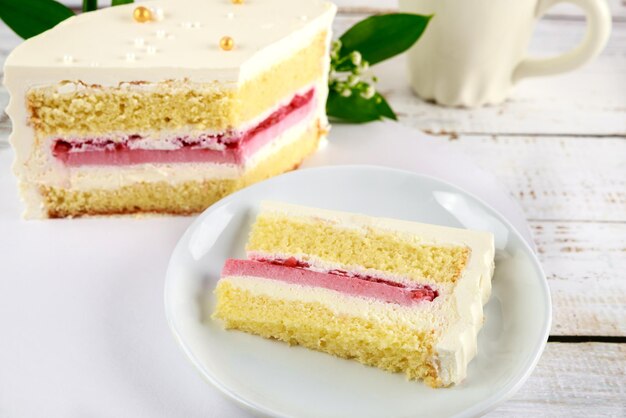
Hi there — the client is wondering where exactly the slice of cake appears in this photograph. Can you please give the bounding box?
[213,201,495,387]
[4,0,336,218]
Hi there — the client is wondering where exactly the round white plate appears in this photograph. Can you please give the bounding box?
[164,165,551,418]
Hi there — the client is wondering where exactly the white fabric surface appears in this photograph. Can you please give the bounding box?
[0,122,532,417]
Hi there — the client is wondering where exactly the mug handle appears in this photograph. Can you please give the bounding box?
[513,0,612,82]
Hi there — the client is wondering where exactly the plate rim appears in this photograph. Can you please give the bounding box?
[164,164,552,418]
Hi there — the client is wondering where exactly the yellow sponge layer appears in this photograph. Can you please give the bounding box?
[247,216,469,283]
[27,32,327,137]
[42,178,235,218]
[213,280,443,387]
[40,121,322,217]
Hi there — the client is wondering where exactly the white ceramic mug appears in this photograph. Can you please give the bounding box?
[398,0,612,107]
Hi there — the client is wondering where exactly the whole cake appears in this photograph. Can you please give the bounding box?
[4,0,336,218]
[214,202,495,387]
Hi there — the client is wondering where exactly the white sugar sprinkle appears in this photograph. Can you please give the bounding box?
[153,7,164,21]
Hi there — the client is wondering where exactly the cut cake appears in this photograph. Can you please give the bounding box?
[4,0,336,218]
[214,201,495,387]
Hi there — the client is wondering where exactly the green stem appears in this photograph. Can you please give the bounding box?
[83,0,97,12]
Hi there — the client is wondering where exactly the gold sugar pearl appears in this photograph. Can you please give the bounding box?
[133,6,153,23]
[231,0,244,4]
[219,36,235,51]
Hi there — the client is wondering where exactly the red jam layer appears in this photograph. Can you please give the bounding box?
[52,88,315,167]
[222,258,438,306]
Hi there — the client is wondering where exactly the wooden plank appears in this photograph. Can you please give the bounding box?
[449,134,625,335]
[447,135,626,222]
[332,0,626,20]
[533,221,626,336]
[487,343,626,417]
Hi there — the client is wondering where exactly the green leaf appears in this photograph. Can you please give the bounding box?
[326,89,397,124]
[0,0,74,39]
[339,13,432,66]
[83,0,97,12]
[112,0,134,5]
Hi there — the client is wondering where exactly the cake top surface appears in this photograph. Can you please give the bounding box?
[5,0,335,76]
[258,201,495,246]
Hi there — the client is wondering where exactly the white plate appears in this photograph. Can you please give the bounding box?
[164,165,551,418]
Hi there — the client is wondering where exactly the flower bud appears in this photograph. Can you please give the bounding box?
[350,51,362,66]
[361,85,376,99]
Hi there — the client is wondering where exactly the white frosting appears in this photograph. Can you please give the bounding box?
[65,162,240,191]
[4,0,336,83]
[227,202,495,385]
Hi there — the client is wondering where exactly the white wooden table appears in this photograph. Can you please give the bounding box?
[1,1,624,416]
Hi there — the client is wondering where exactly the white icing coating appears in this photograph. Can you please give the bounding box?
[228,202,495,385]
[4,0,336,82]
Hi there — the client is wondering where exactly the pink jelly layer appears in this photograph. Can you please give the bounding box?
[222,258,438,306]
[52,89,316,167]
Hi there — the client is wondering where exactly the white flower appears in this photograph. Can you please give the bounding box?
[361,85,376,99]
[347,74,360,87]
[341,89,352,97]
[350,51,362,66]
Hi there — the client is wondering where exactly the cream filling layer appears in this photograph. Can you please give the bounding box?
[56,111,319,191]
